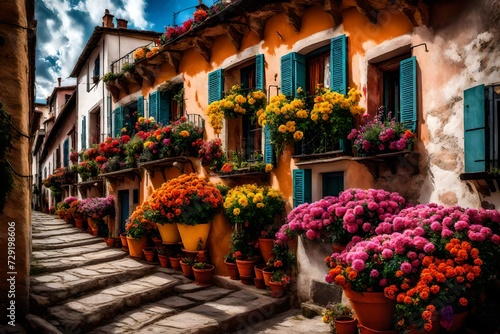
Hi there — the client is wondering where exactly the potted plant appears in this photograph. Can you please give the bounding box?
[156,246,170,268]
[142,247,156,262]
[180,257,195,277]
[231,230,258,279]
[268,270,290,298]
[125,203,157,259]
[151,173,223,251]
[223,251,239,280]
[348,106,415,157]
[323,303,358,334]
[169,253,182,270]
[192,262,215,286]
[257,224,278,263]
[198,138,227,172]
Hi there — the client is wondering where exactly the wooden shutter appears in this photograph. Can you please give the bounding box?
[137,96,144,117]
[293,169,312,207]
[159,92,171,125]
[400,56,417,132]
[330,34,347,94]
[81,116,87,150]
[148,91,158,122]
[263,125,274,165]
[113,107,123,137]
[106,96,112,137]
[281,52,305,97]
[255,54,265,90]
[464,84,486,173]
[63,138,69,167]
[208,69,224,104]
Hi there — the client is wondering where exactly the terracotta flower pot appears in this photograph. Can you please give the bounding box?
[224,260,239,280]
[344,289,396,332]
[158,254,169,268]
[357,324,397,334]
[126,236,147,259]
[180,260,194,278]
[152,236,163,248]
[169,256,181,270]
[236,259,256,278]
[334,316,358,334]
[258,237,275,263]
[74,218,84,229]
[157,223,181,244]
[193,264,215,286]
[269,281,286,298]
[332,243,347,253]
[446,311,468,333]
[254,278,266,289]
[104,237,115,247]
[254,263,267,279]
[176,222,211,251]
[142,247,156,262]
[90,224,99,236]
[120,233,129,251]
[262,267,273,286]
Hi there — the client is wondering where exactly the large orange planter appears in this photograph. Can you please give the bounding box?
[176,222,211,251]
[126,236,147,259]
[344,289,396,331]
[157,223,181,244]
[258,238,275,263]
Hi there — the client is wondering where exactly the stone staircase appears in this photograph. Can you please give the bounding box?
[27,212,293,333]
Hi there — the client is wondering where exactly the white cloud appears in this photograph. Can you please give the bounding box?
[116,0,151,30]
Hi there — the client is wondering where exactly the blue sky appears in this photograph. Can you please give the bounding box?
[35,0,216,103]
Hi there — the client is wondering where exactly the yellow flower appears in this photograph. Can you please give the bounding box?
[296,87,303,94]
[253,193,264,203]
[278,124,287,133]
[238,196,248,207]
[138,117,145,122]
[143,141,152,148]
[265,164,273,173]
[256,203,264,208]
[180,130,190,137]
[293,131,304,141]
[311,113,319,121]
[233,208,240,216]
[148,117,155,122]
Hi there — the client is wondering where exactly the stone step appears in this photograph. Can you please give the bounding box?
[45,272,180,332]
[32,232,103,251]
[30,246,127,275]
[135,288,290,333]
[32,226,80,238]
[30,258,163,309]
[32,242,113,261]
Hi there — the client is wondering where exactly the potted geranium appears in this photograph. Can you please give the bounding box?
[152,173,223,251]
[126,203,157,259]
[268,269,291,298]
[192,262,215,286]
[198,138,227,172]
[230,230,259,280]
[348,107,415,156]
[223,251,239,280]
[322,303,358,334]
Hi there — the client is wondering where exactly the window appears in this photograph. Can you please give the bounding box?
[81,116,87,150]
[93,54,100,80]
[293,169,312,207]
[463,84,500,174]
[44,167,47,179]
[322,172,344,197]
[281,35,347,97]
[63,138,70,167]
[368,54,417,131]
[211,55,265,162]
[89,108,101,145]
[114,101,139,137]
[56,147,61,168]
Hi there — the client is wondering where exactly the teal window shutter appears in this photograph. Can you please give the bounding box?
[322,172,344,197]
[113,107,123,137]
[280,52,305,97]
[293,169,312,207]
[81,116,87,150]
[330,34,347,94]
[263,125,274,165]
[148,91,158,122]
[400,56,417,132]
[464,84,486,173]
[137,96,144,117]
[255,54,265,90]
[159,92,171,125]
[208,69,224,104]
[63,138,69,167]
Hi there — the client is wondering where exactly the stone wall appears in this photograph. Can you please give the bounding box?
[0,0,34,324]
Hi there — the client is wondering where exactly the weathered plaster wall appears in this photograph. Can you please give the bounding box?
[0,0,32,323]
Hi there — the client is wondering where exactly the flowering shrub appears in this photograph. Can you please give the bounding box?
[223,184,284,236]
[144,173,223,226]
[97,135,131,173]
[76,160,98,181]
[193,9,208,23]
[198,138,227,172]
[79,196,115,220]
[133,47,149,61]
[206,86,266,134]
[348,108,415,156]
[66,199,83,217]
[55,196,78,216]
[276,188,408,245]
[135,116,159,132]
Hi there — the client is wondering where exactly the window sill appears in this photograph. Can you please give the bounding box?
[77,178,103,193]
[100,168,142,182]
[352,151,420,178]
[460,172,500,196]
[137,156,195,181]
[294,155,353,167]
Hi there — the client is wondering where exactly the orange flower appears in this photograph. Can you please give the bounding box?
[348,271,358,280]
[459,297,468,307]
[334,275,346,286]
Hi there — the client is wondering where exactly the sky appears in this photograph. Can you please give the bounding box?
[35,0,217,104]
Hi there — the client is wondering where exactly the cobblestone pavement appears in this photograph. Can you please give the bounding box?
[15,212,330,334]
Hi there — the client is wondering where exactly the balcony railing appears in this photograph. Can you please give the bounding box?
[110,41,155,75]
[294,136,351,158]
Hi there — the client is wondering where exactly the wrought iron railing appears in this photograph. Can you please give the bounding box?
[109,41,155,74]
[294,135,351,156]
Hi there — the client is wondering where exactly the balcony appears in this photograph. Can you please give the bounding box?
[292,137,351,163]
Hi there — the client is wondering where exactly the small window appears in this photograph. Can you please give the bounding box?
[133,189,139,204]
[240,64,262,161]
[93,54,100,81]
[122,101,139,135]
[306,46,330,95]
[322,172,344,197]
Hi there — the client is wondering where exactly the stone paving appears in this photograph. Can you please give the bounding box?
[23,212,331,334]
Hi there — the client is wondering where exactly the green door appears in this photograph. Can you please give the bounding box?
[118,190,129,233]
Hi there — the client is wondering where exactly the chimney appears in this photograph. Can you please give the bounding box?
[58,77,61,87]
[116,18,128,29]
[102,9,114,28]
